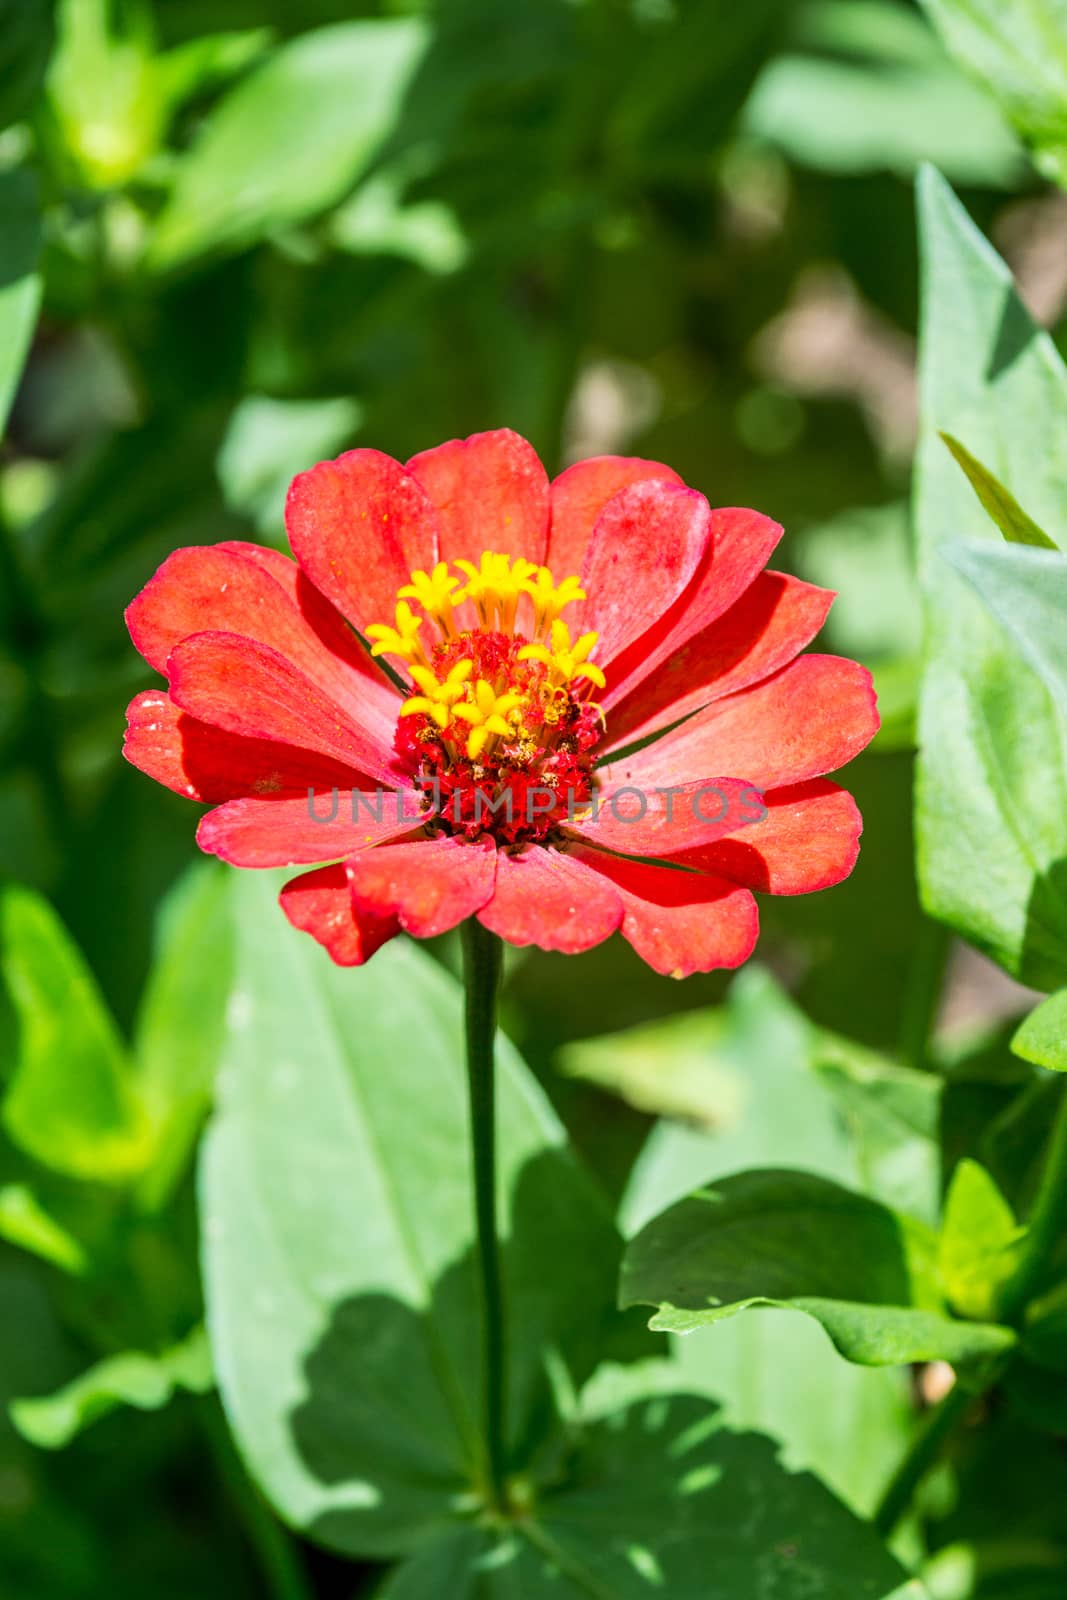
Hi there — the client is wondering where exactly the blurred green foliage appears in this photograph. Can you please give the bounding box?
[2,0,1067,1595]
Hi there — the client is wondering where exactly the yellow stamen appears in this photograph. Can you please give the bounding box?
[517,620,604,690]
[521,566,586,635]
[398,562,461,636]
[365,601,426,666]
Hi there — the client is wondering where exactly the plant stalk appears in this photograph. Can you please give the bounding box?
[873,1380,972,1538]
[999,1076,1067,1322]
[460,918,508,1509]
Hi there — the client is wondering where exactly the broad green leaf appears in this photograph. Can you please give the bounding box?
[615,968,940,1233]
[941,433,1059,549]
[745,3,1020,184]
[216,394,362,542]
[613,968,861,1227]
[0,1184,87,1276]
[621,1168,1015,1373]
[616,972,917,1519]
[939,1158,1024,1321]
[381,1395,920,1600]
[0,885,152,1182]
[1012,990,1067,1073]
[11,1325,212,1450]
[0,169,41,437]
[148,20,427,269]
[132,864,235,1211]
[921,0,1067,185]
[815,1035,943,1227]
[915,168,1067,988]
[201,872,620,1560]
[949,541,1067,713]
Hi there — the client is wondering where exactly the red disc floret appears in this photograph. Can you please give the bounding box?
[393,631,600,844]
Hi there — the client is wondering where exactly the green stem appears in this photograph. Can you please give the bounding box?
[898,918,952,1074]
[200,1400,316,1600]
[873,1380,973,1538]
[1000,1076,1067,1322]
[460,918,508,1509]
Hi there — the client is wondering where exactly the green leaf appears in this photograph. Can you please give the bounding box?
[920,0,1067,185]
[0,1184,88,1276]
[11,1326,212,1450]
[131,864,235,1211]
[1012,990,1067,1073]
[914,167,1067,988]
[155,27,272,116]
[745,3,1021,184]
[941,432,1059,549]
[0,169,41,438]
[948,541,1067,713]
[615,968,940,1233]
[621,1168,1015,1373]
[939,1158,1024,1321]
[381,1394,920,1599]
[148,20,427,270]
[201,872,620,1559]
[216,394,363,542]
[0,884,152,1182]
[43,0,163,189]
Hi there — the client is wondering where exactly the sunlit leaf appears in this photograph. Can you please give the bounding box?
[948,541,1067,714]
[939,1158,1023,1322]
[0,1184,87,1276]
[941,433,1059,549]
[921,0,1067,185]
[148,20,428,269]
[914,167,1067,988]
[381,1393,920,1599]
[0,884,152,1182]
[201,872,619,1559]
[746,2,1021,184]
[132,863,234,1211]
[11,1325,212,1450]
[1012,990,1067,1073]
[622,1168,1015,1374]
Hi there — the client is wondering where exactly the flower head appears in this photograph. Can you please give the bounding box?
[123,428,877,976]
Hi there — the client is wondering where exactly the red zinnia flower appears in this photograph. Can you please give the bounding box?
[123,429,877,975]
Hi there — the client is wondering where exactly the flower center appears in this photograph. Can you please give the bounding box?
[366,553,604,843]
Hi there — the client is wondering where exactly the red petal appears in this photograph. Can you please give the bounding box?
[477,845,622,953]
[216,540,400,720]
[348,835,497,938]
[123,689,368,803]
[567,846,759,977]
[575,482,711,666]
[127,541,396,726]
[601,656,879,792]
[407,429,549,567]
[280,864,399,966]
[547,456,682,580]
[197,791,426,867]
[603,572,833,754]
[285,449,440,634]
[167,632,399,784]
[671,779,863,894]
[566,777,766,857]
[604,506,783,708]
